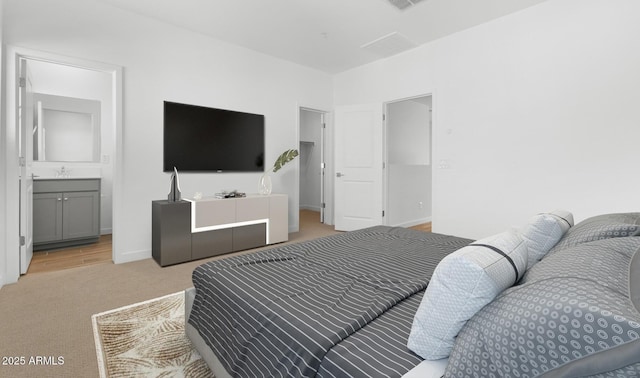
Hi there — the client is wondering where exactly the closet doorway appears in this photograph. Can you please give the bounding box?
[299,108,328,231]
[384,95,433,228]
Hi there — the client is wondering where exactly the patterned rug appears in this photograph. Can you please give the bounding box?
[91,292,214,377]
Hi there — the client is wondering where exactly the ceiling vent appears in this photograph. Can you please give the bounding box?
[361,32,417,57]
[387,0,425,10]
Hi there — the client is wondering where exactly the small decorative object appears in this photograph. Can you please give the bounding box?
[168,167,182,202]
[259,173,273,195]
[216,190,247,198]
[259,149,299,195]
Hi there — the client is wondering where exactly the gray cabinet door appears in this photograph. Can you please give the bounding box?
[33,192,63,243]
[192,228,233,260]
[233,224,267,251]
[62,191,100,240]
[152,200,192,266]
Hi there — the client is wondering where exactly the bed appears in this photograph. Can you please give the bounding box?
[186,213,640,377]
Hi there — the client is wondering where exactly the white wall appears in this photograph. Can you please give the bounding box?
[0,0,6,288]
[387,99,431,166]
[3,0,333,266]
[334,0,640,239]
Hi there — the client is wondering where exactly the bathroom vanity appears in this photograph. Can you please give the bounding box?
[33,178,101,251]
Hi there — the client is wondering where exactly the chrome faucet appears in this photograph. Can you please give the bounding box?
[56,166,71,178]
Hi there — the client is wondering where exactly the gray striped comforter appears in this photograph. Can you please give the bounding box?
[189,226,471,377]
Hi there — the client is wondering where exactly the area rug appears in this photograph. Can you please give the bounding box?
[91,292,214,378]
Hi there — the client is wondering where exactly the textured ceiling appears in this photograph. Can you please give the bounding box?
[93,0,548,73]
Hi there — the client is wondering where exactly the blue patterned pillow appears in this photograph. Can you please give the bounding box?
[547,212,640,255]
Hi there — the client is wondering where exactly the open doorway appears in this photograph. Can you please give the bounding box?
[299,107,327,231]
[5,47,121,281]
[384,95,432,230]
[24,59,114,274]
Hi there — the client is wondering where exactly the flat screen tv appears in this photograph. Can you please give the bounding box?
[163,101,265,172]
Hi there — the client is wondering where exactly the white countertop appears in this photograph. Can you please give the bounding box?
[34,176,101,180]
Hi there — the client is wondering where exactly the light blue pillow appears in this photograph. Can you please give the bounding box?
[408,229,528,360]
[520,210,573,268]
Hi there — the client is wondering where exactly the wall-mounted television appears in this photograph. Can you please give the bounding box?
[163,101,265,172]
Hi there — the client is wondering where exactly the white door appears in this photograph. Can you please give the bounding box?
[19,58,34,274]
[334,104,384,231]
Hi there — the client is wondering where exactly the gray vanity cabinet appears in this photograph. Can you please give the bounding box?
[33,192,64,243]
[33,179,101,251]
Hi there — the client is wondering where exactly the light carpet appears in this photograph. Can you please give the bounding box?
[91,292,214,378]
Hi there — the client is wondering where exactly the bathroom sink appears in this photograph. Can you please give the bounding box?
[32,167,102,180]
[34,176,101,180]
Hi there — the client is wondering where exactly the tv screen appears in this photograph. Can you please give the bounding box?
[163,101,265,172]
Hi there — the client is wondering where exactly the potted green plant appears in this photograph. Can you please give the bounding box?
[259,149,299,195]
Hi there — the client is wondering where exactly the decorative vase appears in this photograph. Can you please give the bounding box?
[259,173,272,195]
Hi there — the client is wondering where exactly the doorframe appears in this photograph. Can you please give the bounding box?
[297,105,333,228]
[3,46,123,283]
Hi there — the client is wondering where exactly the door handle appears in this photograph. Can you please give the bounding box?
[336,172,345,178]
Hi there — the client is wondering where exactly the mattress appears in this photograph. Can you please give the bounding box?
[187,226,472,377]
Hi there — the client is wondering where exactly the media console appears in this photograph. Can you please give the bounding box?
[152,194,288,266]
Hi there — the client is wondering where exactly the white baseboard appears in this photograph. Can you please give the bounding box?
[100,228,113,235]
[113,249,150,264]
[392,217,432,228]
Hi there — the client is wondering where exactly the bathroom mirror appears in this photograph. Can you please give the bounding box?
[33,93,101,162]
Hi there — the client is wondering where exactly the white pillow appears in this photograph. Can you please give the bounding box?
[521,210,573,268]
[407,229,528,360]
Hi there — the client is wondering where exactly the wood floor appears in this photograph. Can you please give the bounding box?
[410,222,432,233]
[26,213,432,275]
[27,234,113,274]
